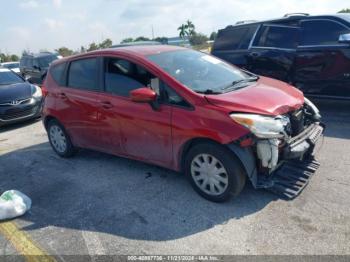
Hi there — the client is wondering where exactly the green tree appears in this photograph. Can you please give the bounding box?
[190,33,209,46]
[87,42,99,52]
[338,8,350,13]
[154,37,168,44]
[177,24,187,39]
[209,31,217,41]
[99,38,113,49]
[55,47,74,57]
[186,20,196,36]
[135,36,150,42]
[10,54,19,61]
[121,38,134,43]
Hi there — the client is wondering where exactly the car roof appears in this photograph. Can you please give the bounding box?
[22,52,58,58]
[52,45,187,65]
[0,67,11,72]
[222,14,350,30]
[1,62,19,65]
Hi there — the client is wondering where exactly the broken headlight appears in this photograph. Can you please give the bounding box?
[230,113,290,139]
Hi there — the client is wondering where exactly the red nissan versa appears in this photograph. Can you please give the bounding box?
[42,45,324,202]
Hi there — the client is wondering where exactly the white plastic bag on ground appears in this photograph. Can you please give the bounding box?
[0,190,31,220]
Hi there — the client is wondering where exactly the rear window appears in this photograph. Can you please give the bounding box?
[254,25,299,49]
[68,58,98,91]
[50,62,66,86]
[213,25,258,51]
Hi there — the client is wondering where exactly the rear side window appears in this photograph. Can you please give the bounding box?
[213,25,258,51]
[68,58,98,91]
[254,25,299,49]
[50,62,66,86]
[300,20,349,46]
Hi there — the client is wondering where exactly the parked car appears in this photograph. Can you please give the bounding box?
[42,45,324,202]
[211,13,350,99]
[0,68,43,126]
[20,52,60,85]
[1,62,20,74]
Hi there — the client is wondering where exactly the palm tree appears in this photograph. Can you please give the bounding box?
[178,24,187,39]
[186,20,195,36]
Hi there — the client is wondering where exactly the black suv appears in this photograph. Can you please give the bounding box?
[20,52,60,85]
[212,13,350,99]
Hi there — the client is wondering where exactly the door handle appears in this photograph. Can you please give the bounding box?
[250,52,260,57]
[100,101,113,109]
[58,93,67,99]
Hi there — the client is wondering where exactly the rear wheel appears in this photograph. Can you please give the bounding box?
[47,119,76,157]
[185,142,246,202]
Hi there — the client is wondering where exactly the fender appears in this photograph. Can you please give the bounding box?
[226,143,258,188]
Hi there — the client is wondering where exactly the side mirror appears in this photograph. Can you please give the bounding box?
[339,33,350,44]
[130,87,157,103]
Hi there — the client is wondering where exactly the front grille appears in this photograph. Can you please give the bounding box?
[0,98,32,107]
[1,106,38,121]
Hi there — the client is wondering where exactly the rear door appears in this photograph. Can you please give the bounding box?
[294,19,350,98]
[55,56,102,149]
[247,24,300,82]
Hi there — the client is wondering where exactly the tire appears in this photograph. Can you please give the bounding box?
[184,142,246,202]
[47,119,76,158]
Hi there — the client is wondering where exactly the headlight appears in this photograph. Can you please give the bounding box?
[304,97,321,120]
[31,85,42,98]
[230,113,290,139]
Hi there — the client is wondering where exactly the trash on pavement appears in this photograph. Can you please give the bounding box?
[0,190,31,220]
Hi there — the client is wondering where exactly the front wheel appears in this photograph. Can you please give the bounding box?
[185,142,246,202]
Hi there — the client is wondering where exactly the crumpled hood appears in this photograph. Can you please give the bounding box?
[0,82,32,103]
[205,76,304,116]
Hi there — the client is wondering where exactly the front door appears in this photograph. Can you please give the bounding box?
[247,24,300,82]
[98,56,173,167]
[294,19,350,98]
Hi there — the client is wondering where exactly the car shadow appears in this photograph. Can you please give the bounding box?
[311,98,350,140]
[0,142,278,241]
[0,117,42,133]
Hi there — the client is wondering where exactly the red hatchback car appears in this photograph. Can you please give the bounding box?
[42,45,324,202]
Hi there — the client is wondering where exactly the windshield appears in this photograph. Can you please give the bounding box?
[0,70,24,85]
[2,63,19,69]
[147,50,254,94]
[38,55,58,68]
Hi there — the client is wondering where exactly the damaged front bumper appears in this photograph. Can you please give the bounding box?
[256,122,325,199]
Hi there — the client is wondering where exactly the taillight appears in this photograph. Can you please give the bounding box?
[41,85,48,97]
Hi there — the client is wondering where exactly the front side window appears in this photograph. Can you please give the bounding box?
[104,57,157,97]
[0,70,24,85]
[68,58,98,91]
[148,50,252,94]
[300,20,349,46]
[254,25,299,49]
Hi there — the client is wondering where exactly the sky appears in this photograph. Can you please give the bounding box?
[0,0,347,55]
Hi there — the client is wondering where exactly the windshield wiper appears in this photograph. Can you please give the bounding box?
[194,89,222,94]
[222,76,260,91]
